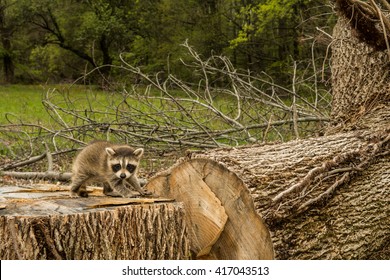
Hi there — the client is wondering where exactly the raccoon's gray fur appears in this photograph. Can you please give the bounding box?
[70,141,147,198]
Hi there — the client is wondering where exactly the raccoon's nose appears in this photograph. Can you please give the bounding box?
[120,173,127,179]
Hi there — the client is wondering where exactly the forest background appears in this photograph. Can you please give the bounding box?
[0,0,336,172]
[0,0,334,85]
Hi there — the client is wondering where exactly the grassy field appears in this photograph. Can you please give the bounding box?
[0,85,47,123]
[0,84,217,172]
[0,84,249,132]
[0,83,328,175]
[0,83,327,156]
[0,84,106,124]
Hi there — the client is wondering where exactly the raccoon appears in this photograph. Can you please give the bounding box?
[70,141,148,198]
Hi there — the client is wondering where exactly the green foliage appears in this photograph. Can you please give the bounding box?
[228,0,334,78]
[0,0,335,86]
[29,45,63,79]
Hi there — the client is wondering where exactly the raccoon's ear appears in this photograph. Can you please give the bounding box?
[133,148,144,159]
[105,147,116,157]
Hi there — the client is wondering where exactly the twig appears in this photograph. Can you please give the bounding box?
[369,0,390,58]
[297,172,350,212]
[272,130,390,212]
[1,44,331,159]
[1,171,72,181]
[1,154,46,171]
[292,61,300,139]
[272,155,342,204]
[0,149,77,171]
[43,142,53,172]
[315,27,333,39]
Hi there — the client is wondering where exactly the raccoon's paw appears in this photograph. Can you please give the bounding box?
[79,190,89,197]
[70,190,88,198]
[104,190,122,197]
[140,189,153,196]
[70,191,79,198]
[124,190,142,198]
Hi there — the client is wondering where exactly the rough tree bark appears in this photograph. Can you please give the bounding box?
[0,185,189,260]
[329,8,390,131]
[183,130,389,259]
[145,7,390,259]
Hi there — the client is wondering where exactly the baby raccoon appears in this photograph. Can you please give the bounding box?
[70,140,148,198]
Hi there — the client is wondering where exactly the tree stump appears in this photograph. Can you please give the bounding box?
[146,158,275,260]
[0,185,189,260]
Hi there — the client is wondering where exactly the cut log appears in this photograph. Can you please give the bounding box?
[146,158,275,260]
[0,184,189,260]
[160,160,228,257]
[185,129,389,259]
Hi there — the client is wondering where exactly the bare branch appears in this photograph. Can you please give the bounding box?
[1,43,331,170]
[1,171,72,181]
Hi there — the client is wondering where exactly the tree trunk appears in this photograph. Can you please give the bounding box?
[1,46,14,84]
[144,10,390,260]
[329,9,390,131]
[182,129,389,259]
[0,185,189,260]
[0,4,14,84]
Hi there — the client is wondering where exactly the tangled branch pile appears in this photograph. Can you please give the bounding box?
[0,42,330,172]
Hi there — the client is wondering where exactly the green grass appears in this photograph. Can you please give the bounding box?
[0,85,48,124]
[0,84,108,124]
[0,84,109,157]
[0,84,329,176]
[0,84,327,154]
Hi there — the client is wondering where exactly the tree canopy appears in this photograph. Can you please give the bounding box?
[0,0,334,84]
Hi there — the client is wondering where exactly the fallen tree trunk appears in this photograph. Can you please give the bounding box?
[179,127,389,259]
[0,185,189,260]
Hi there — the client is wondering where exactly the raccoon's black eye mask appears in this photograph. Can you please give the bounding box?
[126,164,136,173]
[112,164,121,172]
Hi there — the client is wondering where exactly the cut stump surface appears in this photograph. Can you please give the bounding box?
[146,158,275,260]
[0,184,189,260]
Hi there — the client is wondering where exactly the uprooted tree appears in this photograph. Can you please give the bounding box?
[0,0,389,259]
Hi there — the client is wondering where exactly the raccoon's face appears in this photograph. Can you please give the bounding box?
[105,147,144,180]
